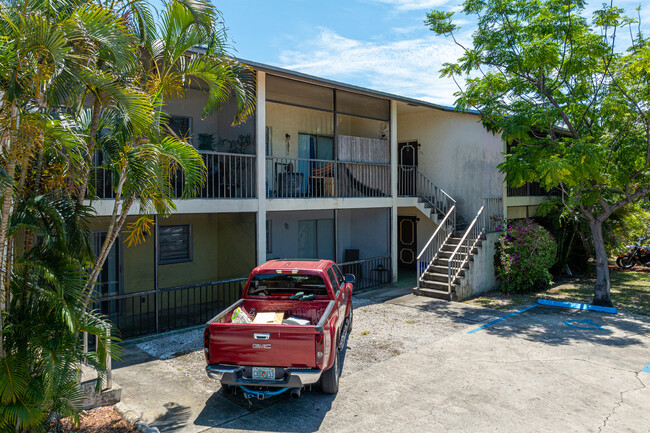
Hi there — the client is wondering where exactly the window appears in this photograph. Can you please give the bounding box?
[159,225,192,264]
[248,274,328,298]
[327,268,339,291]
[333,265,345,287]
[266,220,272,254]
[167,116,192,142]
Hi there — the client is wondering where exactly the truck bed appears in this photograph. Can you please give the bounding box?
[206,299,334,368]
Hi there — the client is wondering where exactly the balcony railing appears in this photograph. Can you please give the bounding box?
[506,181,548,197]
[92,152,256,200]
[266,156,390,198]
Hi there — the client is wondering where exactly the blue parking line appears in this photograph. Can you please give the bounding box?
[642,362,650,374]
[537,298,617,314]
[467,305,538,334]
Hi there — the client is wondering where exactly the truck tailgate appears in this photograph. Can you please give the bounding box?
[208,323,317,368]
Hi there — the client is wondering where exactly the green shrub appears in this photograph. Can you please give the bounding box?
[495,219,557,293]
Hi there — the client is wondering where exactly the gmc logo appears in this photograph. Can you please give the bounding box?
[252,343,271,349]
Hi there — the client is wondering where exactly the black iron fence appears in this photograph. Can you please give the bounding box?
[506,181,548,197]
[94,278,246,340]
[338,256,392,291]
[95,258,392,340]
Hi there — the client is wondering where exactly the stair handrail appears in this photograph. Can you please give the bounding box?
[416,204,456,291]
[447,205,486,291]
[417,171,456,216]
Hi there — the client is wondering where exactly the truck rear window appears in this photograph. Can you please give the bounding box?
[248,274,328,297]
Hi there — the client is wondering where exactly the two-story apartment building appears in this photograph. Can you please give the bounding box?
[88,61,553,339]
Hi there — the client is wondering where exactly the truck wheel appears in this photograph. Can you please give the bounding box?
[321,348,340,394]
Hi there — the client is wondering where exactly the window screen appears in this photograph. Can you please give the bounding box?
[167,116,192,141]
[159,225,192,264]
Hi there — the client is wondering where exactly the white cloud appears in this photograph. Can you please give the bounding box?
[373,0,453,11]
[278,28,467,106]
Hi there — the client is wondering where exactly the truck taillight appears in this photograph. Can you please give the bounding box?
[203,326,210,362]
[315,331,325,368]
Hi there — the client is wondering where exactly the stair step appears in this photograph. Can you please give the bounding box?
[421,272,448,283]
[418,279,458,291]
[426,264,467,275]
[412,287,456,301]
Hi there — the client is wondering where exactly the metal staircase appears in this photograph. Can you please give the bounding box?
[413,178,502,300]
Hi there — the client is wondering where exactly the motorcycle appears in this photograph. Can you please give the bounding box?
[616,237,650,269]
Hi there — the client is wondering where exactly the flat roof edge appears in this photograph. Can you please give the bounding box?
[239,58,480,116]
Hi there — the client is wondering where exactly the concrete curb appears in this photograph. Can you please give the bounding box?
[114,402,160,433]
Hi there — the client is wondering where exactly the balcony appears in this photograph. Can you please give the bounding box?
[506,181,552,197]
[93,151,257,200]
[266,156,390,199]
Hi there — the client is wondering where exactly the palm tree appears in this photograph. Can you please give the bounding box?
[0,0,256,428]
[0,191,115,432]
[81,0,256,306]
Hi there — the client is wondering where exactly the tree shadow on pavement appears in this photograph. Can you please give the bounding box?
[149,402,193,432]
[408,298,650,348]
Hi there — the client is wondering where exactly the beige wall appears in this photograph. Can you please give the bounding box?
[166,89,255,151]
[89,213,255,294]
[397,109,505,221]
[216,213,256,279]
[266,102,334,157]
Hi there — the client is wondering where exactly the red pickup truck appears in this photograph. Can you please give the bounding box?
[204,259,354,399]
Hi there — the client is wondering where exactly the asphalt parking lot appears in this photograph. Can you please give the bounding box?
[113,286,650,433]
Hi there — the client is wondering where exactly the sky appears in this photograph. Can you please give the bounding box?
[214,0,649,107]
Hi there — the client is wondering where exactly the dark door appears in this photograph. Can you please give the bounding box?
[398,216,417,269]
[398,141,418,196]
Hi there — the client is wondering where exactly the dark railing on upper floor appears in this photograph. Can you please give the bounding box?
[266,156,390,199]
[92,152,256,200]
[507,181,548,197]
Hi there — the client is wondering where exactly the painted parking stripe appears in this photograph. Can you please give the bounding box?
[642,362,650,374]
[537,298,617,314]
[467,305,538,334]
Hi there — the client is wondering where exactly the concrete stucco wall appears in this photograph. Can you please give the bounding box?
[337,208,390,260]
[89,213,255,294]
[216,213,256,279]
[456,232,500,300]
[397,109,505,221]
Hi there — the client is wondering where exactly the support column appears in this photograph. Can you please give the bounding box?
[153,215,159,332]
[390,100,398,282]
[255,71,267,265]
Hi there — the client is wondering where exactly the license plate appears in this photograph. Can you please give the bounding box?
[252,367,275,380]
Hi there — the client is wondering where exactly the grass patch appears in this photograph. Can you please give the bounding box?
[465,267,650,316]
